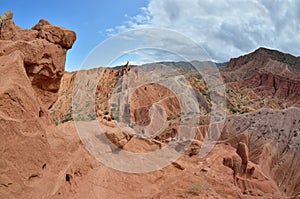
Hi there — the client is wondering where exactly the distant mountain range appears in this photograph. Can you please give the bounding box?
[112,47,299,73]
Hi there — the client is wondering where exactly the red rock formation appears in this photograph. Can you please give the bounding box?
[221,108,300,197]
[226,47,300,73]
[117,61,131,76]
[129,83,181,141]
[239,72,300,106]
[223,47,300,111]
[236,142,249,173]
[0,19,76,109]
[0,18,76,198]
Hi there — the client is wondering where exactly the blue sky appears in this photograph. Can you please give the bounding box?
[0,0,149,71]
[1,0,299,71]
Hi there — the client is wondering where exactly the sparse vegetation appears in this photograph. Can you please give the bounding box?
[227,104,240,114]
[244,67,257,79]
[111,103,117,112]
[62,112,73,123]
[167,114,178,120]
[87,113,96,121]
[186,181,212,196]
[230,73,238,81]
[203,92,211,103]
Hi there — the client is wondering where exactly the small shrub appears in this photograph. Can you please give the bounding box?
[87,113,96,121]
[227,104,240,114]
[62,112,73,123]
[54,119,59,126]
[110,113,115,120]
[244,68,257,79]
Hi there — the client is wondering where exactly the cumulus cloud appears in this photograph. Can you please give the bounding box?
[108,0,300,62]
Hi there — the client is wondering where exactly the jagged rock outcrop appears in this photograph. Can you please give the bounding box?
[117,61,131,76]
[222,143,282,197]
[236,142,249,173]
[0,19,76,109]
[0,18,76,198]
[221,108,300,197]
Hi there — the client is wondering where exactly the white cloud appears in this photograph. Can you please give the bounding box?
[108,0,300,62]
